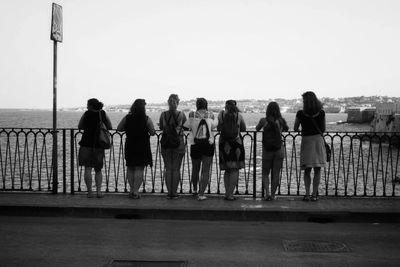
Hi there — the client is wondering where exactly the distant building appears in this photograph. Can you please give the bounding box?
[370,103,400,133]
[346,107,376,123]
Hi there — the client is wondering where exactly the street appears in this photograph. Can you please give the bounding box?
[0,216,399,266]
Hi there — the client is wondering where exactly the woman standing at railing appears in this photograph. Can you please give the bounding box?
[256,102,289,201]
[294,91,326,201]
[218,100,246,201]
[117,99,156,199]
[159,94,187,199]
[78,98,112,198]
[184,97,218,201]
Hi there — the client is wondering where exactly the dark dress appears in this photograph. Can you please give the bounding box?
[217,111,246,170]
[124,114,153,167]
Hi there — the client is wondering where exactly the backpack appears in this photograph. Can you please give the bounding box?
[262,119,282,151]
[221,112,239,141]
[194,117,210,146]
[160,112,181,149]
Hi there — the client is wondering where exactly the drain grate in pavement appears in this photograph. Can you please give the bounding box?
[107,260,188,267]
[282,240,351,253]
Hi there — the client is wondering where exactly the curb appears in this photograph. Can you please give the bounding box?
[1,205,399,223]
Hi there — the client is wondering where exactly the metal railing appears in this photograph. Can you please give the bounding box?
[1,128,399,197]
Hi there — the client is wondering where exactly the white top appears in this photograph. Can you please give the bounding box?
[184,109,218,145]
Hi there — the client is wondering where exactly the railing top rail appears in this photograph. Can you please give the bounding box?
[1,127,400,135]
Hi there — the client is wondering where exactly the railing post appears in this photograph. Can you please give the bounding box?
[52,130,58,194]
[253,132,257,199]
[70,129,75,194]
[62,129,66,194]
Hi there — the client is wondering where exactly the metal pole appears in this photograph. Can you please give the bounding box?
[52,41,58,194]
[62,129,66,194]
[70,129,75,194]
[253,132,257,199]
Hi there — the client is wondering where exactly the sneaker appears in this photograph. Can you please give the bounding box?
[197,195,207,201]
[264,196,275,201]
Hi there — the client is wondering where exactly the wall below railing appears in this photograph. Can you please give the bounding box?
[1,128,399,197]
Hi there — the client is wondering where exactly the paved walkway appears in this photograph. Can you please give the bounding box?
[1,216,400,267]
[0,192,399,222]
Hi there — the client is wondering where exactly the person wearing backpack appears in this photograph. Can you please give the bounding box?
[294,91,327,202]
[78,98,112,198]
[159,94,187,199]
[217,100,246,201]
[256,102,289,201]
[184,98,218,201]
[117,99,156,199]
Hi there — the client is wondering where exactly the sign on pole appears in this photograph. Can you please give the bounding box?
[51,3,62,194]
[51,3,63,42]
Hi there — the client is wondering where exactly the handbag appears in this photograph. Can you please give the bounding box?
[98,111,111,149]
[308,113,331,162]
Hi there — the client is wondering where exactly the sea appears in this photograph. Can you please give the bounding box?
[0,109,370,132]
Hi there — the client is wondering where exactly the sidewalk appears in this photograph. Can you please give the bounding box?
[0,192,399,222]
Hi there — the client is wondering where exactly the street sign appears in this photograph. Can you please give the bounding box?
[51,3,63,42]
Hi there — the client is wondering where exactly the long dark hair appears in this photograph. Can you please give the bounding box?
[302,91,323,115]
[266,102,282,120]
[265,101,288,132]
[225,99,239,113]
[130,99,146,118]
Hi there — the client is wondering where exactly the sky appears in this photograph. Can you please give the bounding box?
[0,0,399,108]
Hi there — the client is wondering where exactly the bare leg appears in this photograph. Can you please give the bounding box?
[228,169,239,199]
[84,167,93,197]
[162,150,173,196]
[127,167,134,194]
[94,169,103,197]
[191,158,201,193]
[133,166,144,196]
[171,152,184,196]
[199,155,212,196]
[223,170,230,198]
[262,158,272,198]
[304,168,312,197]
[312,167,321,197]
[271,157,283,198]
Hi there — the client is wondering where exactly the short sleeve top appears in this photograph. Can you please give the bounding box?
[295,110,325,136]
[184,110,217,145]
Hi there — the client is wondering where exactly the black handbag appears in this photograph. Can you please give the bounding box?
[98,111,111,149]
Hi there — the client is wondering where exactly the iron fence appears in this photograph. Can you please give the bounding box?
[1,128,399,197]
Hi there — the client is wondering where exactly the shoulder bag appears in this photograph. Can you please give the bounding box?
[98,111,111,149]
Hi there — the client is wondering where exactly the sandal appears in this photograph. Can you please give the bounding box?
[129,192,140,199]
[302,195,310,201]
[311,195,318,201]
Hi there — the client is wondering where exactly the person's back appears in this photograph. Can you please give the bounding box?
[262,118,283,151]
[220,111,239,142]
